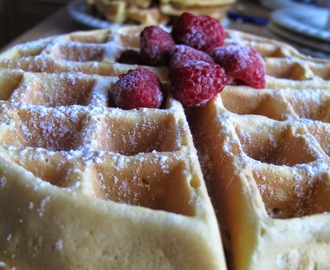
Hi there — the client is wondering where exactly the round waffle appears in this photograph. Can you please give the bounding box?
[0,24,330,270]
[86,0,235,24]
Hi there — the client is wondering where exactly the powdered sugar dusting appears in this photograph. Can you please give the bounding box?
[0,176,6,189]
[54,239,63,251]
[37,196,51,217]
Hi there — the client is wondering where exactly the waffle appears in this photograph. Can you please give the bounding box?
[188,33,330,269]
[0,28,225,269]
[86,0,235,25]
[0,25,330,270]
[160,0,234,22]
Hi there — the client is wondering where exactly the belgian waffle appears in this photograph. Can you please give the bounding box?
[86,0,234,24]
[0,25,330,270]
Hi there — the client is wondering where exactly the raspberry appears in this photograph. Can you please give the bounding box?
[169,44,215,68]
[211,45,266,89]
[140,26,175,66]
[169,60,226,108]
[171,12,225,53]
[117,49,142,65]
[112,67,164,109]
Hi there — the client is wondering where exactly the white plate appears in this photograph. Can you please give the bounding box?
[267,22,330,53]
[270,7,330,42]
[260,0,312,10]
[266,23,330,59]
[67,0,230,29]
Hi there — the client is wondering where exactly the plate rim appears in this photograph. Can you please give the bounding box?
[270,7,330,42]
[67,0,133,29]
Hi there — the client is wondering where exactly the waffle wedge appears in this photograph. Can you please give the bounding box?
[188,31,330,270]
[0,28,225,269]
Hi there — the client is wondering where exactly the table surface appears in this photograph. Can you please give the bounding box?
[1,1,272,53]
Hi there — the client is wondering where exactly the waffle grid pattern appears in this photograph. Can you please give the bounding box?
[0,28,225,269]
[194,35,330,270]
[0,26,330,269]
[189,84,330,269]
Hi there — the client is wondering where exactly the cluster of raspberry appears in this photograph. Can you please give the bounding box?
[112,12,266,109]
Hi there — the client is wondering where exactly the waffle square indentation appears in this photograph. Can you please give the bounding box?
[252,168,330,219]
[285,90,330,123]
[92,111,185,155]
[0,70,23,101]
[10,108,88,151]
[89,153,196,216]
[220,88,291,121]
[49,44,106,62]
[14,74,96,107]
[234,121,317,166]
[2,150,80,188]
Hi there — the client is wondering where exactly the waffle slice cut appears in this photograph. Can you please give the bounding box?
[0,148,223,269]
[0,66,225,269]
[188,86,330,270]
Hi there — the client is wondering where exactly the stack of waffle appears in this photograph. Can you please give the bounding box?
[86,0,235,24]
[0,24,329,270]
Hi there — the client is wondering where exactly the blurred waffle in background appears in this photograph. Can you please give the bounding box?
[86,0,236,25]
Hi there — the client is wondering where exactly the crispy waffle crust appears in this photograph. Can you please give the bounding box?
[0,26,330,269]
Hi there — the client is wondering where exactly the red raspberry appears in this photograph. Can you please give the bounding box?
[211,45,266,89]
[112,67,164,109]
[171,12,225,53]
[169,44,215,68]
[169,60,226,108]
[140,26,175,66]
